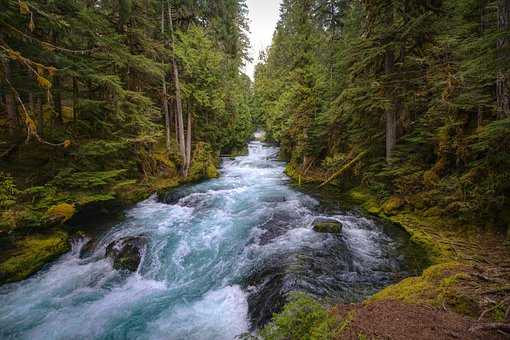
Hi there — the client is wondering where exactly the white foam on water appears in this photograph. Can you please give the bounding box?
[148,285,249,340]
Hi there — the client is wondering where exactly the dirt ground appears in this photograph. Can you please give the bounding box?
[332,300,509,340]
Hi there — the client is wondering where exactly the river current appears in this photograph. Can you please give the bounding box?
[0,138,419,339]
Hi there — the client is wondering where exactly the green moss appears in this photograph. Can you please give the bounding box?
[313,222,342,234]
[381,196,404,215]
[261,292,335,340]
[369,262,477,316]
[347,188,381,215]
[45,203,76,224]
[390,213,451,264]
[284,164,299,181]
[206,164,219,178]
[0,230,70,284]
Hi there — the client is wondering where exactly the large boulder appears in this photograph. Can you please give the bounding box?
[312,219,342,234]
[106,236,147,272]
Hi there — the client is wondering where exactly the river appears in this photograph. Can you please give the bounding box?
[0,138,420,339]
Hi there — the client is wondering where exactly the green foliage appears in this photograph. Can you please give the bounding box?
[255,0,510,226]
[261,292,335,340]
[52,169,127,190]
[0,172,18,209]
[188,142,220,180]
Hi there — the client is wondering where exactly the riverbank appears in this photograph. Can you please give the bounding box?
[264,165,510,338]
[0,141,220,285]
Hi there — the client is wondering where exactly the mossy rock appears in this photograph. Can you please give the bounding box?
[106,236,147,272]
[284,164,299,181]
[347,188,381,215]
[369,261,477,316]
[206,164,219,179]
[313,221,343,234]
[381,196,404,215]
[0,230,70,284]
[45,203,75,225]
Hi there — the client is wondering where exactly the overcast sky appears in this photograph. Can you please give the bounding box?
[244,0,282,80]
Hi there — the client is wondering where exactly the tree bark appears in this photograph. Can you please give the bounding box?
[161,1,171,151]
[497,0,510,118]
[184,112,192,177]
[385,48,397,162]
[2,59,18,136]
[168,2,187,172]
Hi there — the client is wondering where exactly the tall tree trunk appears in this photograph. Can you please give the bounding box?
[168,2,187,172]
[479,0,486,126]
[2,59,18,137]
[174,100,179,143]
[497,0,510,118]
[385,49,397,162]
[161,1,171,151]
[73,77,79,123]
[184,112,192,176]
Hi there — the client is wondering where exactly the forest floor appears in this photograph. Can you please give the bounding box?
[331,299,507,339]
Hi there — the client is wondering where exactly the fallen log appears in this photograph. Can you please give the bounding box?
[318,151,367,188]
[469,322,510,333]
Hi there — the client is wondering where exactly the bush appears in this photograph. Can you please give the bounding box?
[0,172,18,209]
[260,292,334,340]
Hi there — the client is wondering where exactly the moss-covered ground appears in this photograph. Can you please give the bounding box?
[0,230,70,284]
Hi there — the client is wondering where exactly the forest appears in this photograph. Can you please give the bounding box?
[1,0,510,339]
[254,0,510,228]
[0,0,254,282]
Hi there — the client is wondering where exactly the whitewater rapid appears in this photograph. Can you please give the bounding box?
[0,139,418,339]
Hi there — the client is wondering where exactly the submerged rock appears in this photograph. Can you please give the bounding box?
[79,238,97,259]
[313,220,342,234]
[106,236,147,272]
[262,194,287,203]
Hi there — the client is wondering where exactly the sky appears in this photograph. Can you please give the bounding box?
[243,0,283,80]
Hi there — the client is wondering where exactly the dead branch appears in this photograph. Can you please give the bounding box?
[470,322,510,333]
[319,151,367,188]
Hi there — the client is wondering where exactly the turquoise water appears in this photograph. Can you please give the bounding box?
[0,139,416,339]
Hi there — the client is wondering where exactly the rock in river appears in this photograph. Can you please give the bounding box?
[106,236,147,272]
[313,220,343,234]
